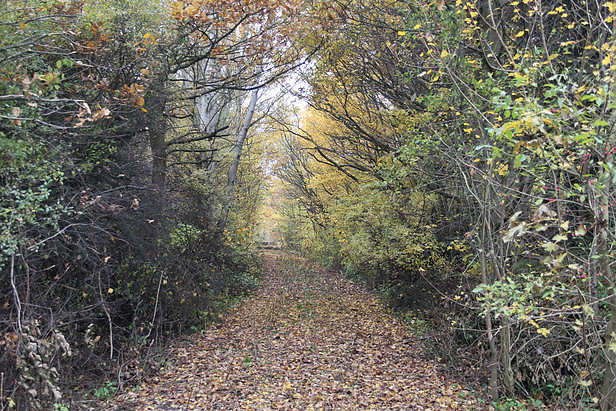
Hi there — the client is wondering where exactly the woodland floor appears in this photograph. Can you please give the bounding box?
[107,251,480,410]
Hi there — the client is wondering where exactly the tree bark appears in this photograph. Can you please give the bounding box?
[480,0,505,71]
[219,87,259,230]
[600,153,616,410]
[150,127,168,188]
[146,75,169,188]
[501,317,514,394]
[480,217,500,400]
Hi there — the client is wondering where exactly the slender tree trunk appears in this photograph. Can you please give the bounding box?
[150,126,168,188]
[501,317,514,394]
[480,0,504,70]
[494,224,514,395]
[600,153,616,409]
[602,308,616,410]
[480,217,500,400]
[219,88,259,230]
[146,75,169,188]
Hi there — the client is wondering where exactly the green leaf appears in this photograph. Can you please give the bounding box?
[594,119,609,127]
[609,334,616,353]
[542,242,559,252]
[503,222,526,243]
[552,233,567,243]
[472,283,487,293]
[582,304,595,317]
[513,154,527,168]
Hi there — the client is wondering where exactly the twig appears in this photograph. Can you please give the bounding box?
[145,265,165,342]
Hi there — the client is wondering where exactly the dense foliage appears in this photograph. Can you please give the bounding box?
[5,0,616,409]
[0,0,305,408]
[269,0,616,408]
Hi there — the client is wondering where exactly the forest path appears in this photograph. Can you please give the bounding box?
[109,251,477,410]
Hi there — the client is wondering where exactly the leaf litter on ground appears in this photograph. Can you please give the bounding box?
[107,251,480,410]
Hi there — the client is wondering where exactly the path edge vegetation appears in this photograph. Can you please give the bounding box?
[268,0,616,409]
[2,0,616,409]
[0,0,303,408]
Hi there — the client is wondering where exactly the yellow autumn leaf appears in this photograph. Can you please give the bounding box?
[537,327,550,337]
[609,337,616,353]
[108,288,114,294]
[441,49,449,58]
[397,31,406,36]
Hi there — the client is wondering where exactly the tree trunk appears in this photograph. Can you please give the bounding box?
[501,317,514,394]
[600,154,616,409]
[480,0,504,70]
[603,309,616,410]
[219,88,259,230]
[146,75,169,188]
[150,127,168,188]
[480,220,500,400]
